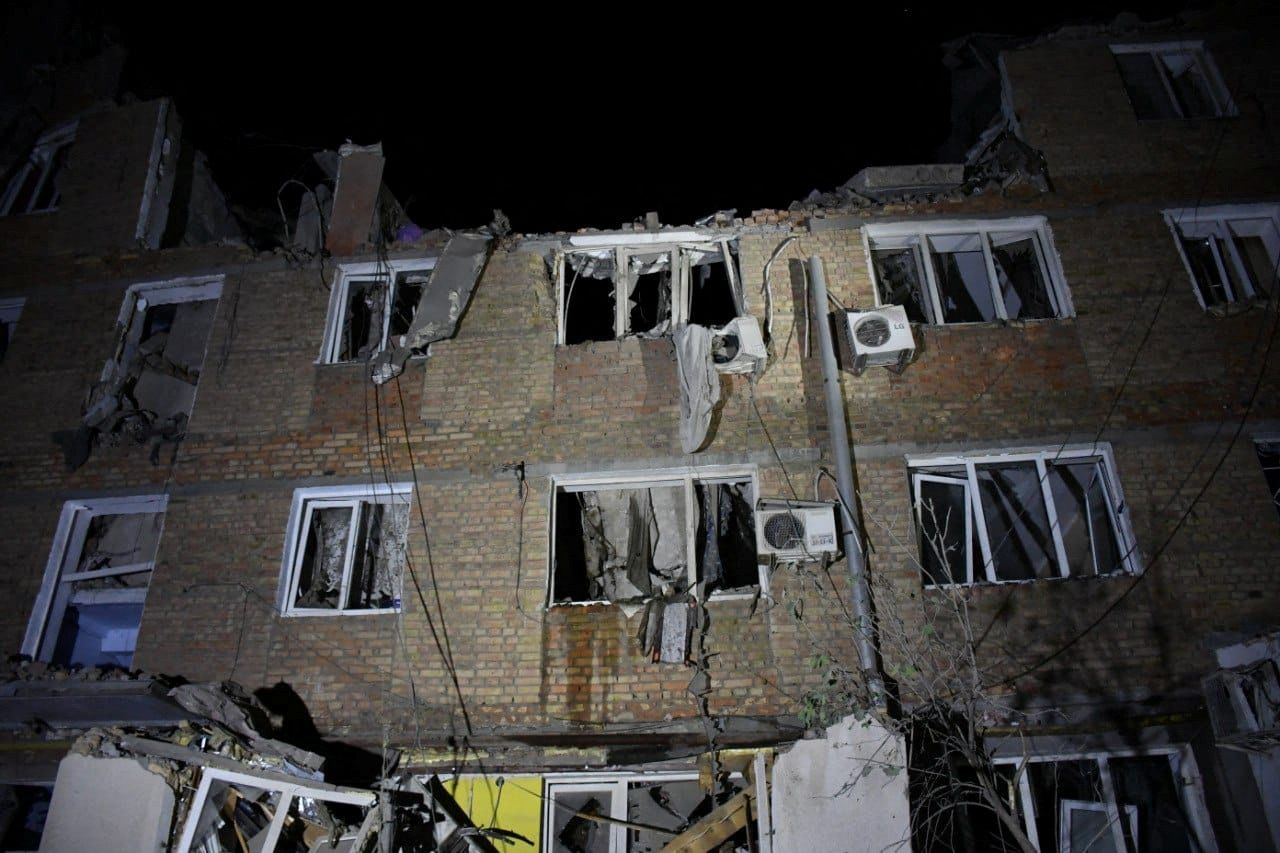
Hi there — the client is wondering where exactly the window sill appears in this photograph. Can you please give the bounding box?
[281,607,400,618]
[922,570,1136,592]
[546,590,763,609]
[915,316,1074,331]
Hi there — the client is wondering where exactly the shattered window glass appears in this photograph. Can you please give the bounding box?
[287,491,408,614]
[911,449,1135,586]
[929,233,997,323]
[34,500,165,668]
[550,790,614,853]
[324,260,436,363]
[990,232,1057,320]
[865,218,1070,326]
[1170,208,1280,308]
[1013,754,1201,853]
[560,241,743,345]
[551,473,758,606]
[871,245,930,324]
[1111,44,1232,120]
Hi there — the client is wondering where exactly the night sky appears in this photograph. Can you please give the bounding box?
[24,3,1201,235]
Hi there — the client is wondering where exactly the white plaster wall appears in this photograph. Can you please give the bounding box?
[39,753,173,852]
[771,714,912,853]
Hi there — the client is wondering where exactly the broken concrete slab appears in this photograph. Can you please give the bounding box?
[39,753,173,853]
[770,713,911,852]
[326,142,385,256]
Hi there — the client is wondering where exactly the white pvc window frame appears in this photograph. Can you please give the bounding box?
[319,257,437,364]
[278,482,412,617]
[22,494,168,663]
[1110,41,1236,120]
[104,276,224,380]
[542,768,762,853]
[174,766,377,853]
[547,465,763,606]
[1163,203,1280,308]
[991,746,1218,853]
[862,217,1074,325]
[0,121,76,216]
[556,235,745,345]
[907,445,1139,587]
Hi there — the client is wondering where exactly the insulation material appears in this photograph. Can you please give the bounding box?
[674,323,721,454]
[575,487,686,602]
[297,507,351,607]
[371,232,492,384]
[659,601,691,664]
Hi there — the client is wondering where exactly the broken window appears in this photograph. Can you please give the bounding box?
[0,122,75,217]
[544,773,750,853]
[0,297,24,363]
[1163,203,1279,309]
[910,446,1137,586]
[320,258,435,363]
[549,468,760,606]
[864,217,1071,325]
[175,767,377,852]
[557,237,745,345]
[280,484,410,615]
[993,748,1215,853]
[1111,42,1235,120]
[23,495,166,668]
[550,466,757,604]
[59,277,222,470]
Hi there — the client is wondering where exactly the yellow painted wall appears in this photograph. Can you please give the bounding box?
[441,774,544,852]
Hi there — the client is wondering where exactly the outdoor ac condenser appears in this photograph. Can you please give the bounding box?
[836,305,915,374]
[755,499,839,561]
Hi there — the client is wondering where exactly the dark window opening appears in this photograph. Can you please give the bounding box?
[388,272,429,343]
[563,272,615,345]
[688,258,739,327]
[141,303,177,341]
[630,269,669,335]
[339,280,385,361]
[1115,52,1182,120]
[553,492,592,602]
[991,236,1055,319]
[931,243,996,323]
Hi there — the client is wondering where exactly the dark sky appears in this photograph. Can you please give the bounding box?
[89,3,1197,235]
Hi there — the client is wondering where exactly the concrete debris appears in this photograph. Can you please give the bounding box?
[326,141,386,256]
[370,232,493,385]
[847,164,965,202]
[674,323,720,454]
[167,682,324,775]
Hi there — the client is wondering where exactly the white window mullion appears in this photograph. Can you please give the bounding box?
[981,234,1009,321]
[337,503,363,610]
[1017,766,1041,853]
[966,461,998,582]
[1218,221,1258,299]
[615,247,629,338]
[556,254,567,345]
[379,273,396,351]
[1037,456,1072,578]
[1154,53,1188,118]
[685,475,698,593]
[919,235,947,325]
[1032,231,1063,316]
[1205,226,1239,302]
[288,501,321,610]
[260,791,293,853]
[1096,757,1130,853]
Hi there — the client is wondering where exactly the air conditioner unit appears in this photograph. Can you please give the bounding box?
[712,315,767,376]
[836,306,915,375]
[755,499,839,561]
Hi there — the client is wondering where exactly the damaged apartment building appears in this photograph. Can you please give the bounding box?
[0,7,1279,852]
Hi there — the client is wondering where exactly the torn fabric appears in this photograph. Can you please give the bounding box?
[674,323,720,454]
